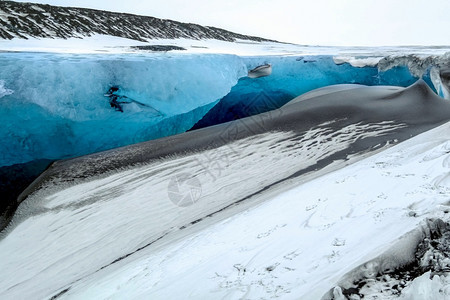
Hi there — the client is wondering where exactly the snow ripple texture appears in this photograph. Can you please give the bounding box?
[0,120,405,299]
[22,119,450,300]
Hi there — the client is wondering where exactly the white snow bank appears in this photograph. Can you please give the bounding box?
[51,122,450,299]
[0,35,306,55]
[1,35,450,56]
[0,35,150,54]
[0,119,408,299]
[401,272,450,300]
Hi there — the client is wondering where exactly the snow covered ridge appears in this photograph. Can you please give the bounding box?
[0,0,275,42]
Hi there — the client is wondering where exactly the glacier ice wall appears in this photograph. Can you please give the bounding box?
[1,52,448,170]
[0,53,246,167]
[374,53,450,99]
[193,56,421,130]
[0,80,13,98]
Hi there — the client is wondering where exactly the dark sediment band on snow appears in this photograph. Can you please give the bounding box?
[3,80,450,234]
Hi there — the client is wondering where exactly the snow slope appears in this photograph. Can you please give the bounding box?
[1,86,450,299]
[0,120,409,299]
[56,118,450,300]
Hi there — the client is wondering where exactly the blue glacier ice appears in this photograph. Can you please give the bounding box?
[0,52,447,170]
[0,53,246,167]
[0,80,13,98]
[193,56,427,129]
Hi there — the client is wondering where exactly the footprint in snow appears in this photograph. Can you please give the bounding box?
[332,238,346,247]
[283,250,302,261]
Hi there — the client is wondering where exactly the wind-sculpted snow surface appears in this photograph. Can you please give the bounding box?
[1,81,450,299]
[38,108,450,300]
